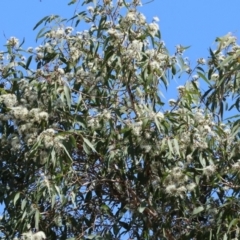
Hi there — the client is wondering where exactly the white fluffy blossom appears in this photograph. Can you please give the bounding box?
[0,94,17,108]
[7,37,19,47]
[126,11,136,22]
[57,68,65,75]
[186,182,196,191]
[203,165,216,176]
[197,58,206,65]
[166,184,177,195]
[39,111,49,121]
[11,106,29,120]
[211,73,219,80]
[169,99,177,106]
[148,22,159,36]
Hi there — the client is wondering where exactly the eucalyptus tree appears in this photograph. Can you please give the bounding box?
[0,0,240,239]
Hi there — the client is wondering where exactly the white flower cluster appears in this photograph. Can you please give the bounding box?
[148,22,159,36]
[126,40,143,61]
[216,32,237,51]
[0,94,17,108]
[203,164,216,177]
[7,37,19,47]
[46,26,74,40]
[164,167,196,197]
[136,104,164,122]
[38,128,65,150]
[231,160,240,171]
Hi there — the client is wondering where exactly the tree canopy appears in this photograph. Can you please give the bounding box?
[1,0,240,239]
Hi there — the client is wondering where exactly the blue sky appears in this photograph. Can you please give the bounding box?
[1,0,240,102]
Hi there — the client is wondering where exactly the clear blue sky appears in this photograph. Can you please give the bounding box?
[1,0,240,101]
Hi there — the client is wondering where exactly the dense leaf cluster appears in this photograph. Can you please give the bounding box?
[1,0,240,239]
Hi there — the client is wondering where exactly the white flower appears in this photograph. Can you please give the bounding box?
[126,11,136,22]
[149,60,160,70]
[148,22,159,36]
[65,27,74,35]
[177,85,185,94]
[87,6,94,12]
[203,125,212,134]
[169,99,177,106]
[186,183,196,191]
[197,58,206,65]
[57,68,65,75]
[7,37,19,47]
[177,186,187,194]
[192,75,199,80]
[11,106,29,120]
[211,73,219,80]
[0,94,17,108]
[39,111,49,120]
[129,40,143,53]
[133,0,142,6]
[153,16,159,22]
[172,167,183,180]
[156,112,164,120]
[56,28,65,38]
[27,47,33,53]
[166,184,177,195]
[44,128,55,136]
[203,165,216,176]
[137,13,146,24]
[232,160,240,170]
[37,52,44,59]
[186,154,193,163]
[141,145,151,153]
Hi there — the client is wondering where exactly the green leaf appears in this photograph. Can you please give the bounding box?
[33,15,49,30]
[83,137,97,153]
[138,202,147,213]
[35,209,40,229]
[86,235,96,240]
[25,55,33,69]
[68,0,77,5]
[223,233,227,240]
[197,71,211,85]
[64,85,71,109]
[21,199,27,210]
[192,206,204,215]
[58,143,73,161]
[14,192,20,206]
[227,218,239,233]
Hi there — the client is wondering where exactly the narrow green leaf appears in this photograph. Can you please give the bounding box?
[197,71,211,85]
[25,55,33,69]
[21,199,27,210]
[68,0,77,5]
[59,143,73,161]
[64,85,71,109]
[33,16,49,30]
[227,218,239,233]
[223,233,227,240]
[83,137,97,153]
[14,192,20,206]
[51,194,56,209]
[192,206,204,215]
[35,209,40,229]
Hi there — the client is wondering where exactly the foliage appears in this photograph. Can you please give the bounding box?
[0,0,240,239]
